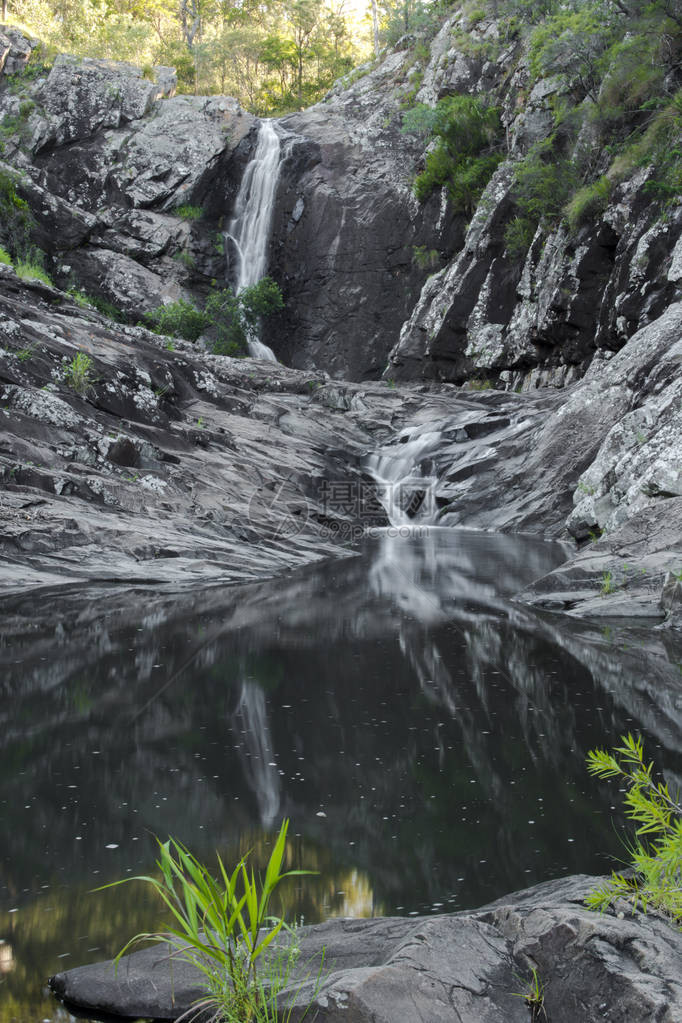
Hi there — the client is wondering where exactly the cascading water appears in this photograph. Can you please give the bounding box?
[224,119,282,361]
[365,424,444,526]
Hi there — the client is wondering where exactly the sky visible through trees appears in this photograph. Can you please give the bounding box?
[4,0,440,113]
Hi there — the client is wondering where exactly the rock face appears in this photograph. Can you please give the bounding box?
[379,9,681,390]
[265,55,461,379]
[0,41,256,318]
[49,875,682,1023]
[0,266,406,593]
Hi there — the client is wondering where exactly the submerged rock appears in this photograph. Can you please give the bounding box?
[49,875,682,1023]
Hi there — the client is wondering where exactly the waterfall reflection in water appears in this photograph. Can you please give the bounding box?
[1,529,681,1022]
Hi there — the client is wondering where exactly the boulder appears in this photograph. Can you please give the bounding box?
[49,875,682,1023]
[38,54,174,148]
[0,27,36,75]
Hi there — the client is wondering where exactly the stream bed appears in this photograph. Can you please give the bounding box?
[1,528,681,1022]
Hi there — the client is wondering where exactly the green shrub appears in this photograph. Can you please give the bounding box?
[0,246,12,266]
[511,136,579,225]
[412,245,439,270]
[206,277,284,356]
[586,734,682,926]
[0,169,34,260]
[609,91,682,203]
[15,259,52,286]
[146,298,208,341]
[529,8,617,100]
[565,175,612,230]
[99,819,321,1023]
[411,94,503,214]
[597,33,664,122]
[401,102,438,138]
[174,249,196,270]
[89,294,125,322]
[67,288,93,308]
[63,352,94,395]
[503,215,537,263]
[173,204,204,221]
[446,152,503,215]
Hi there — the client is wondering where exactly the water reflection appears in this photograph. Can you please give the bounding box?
[0,529,681,1022]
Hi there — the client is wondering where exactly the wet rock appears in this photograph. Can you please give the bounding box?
[49,875,682,1023]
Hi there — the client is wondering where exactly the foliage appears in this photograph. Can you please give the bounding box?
[174,204,204,221]
[67,287,93,308]
[600,570,617,596]
[145,279,283,353]
[206,277,284,356]
[412,245,439,271]
[15,258,52,286]
[175,248,197,270]
[101,819,319,1023]
[63,352,94,395]
[0,96,36,153]
[0,245,12,266]
[11,0,370,117]
[512,966,547,1022]
[586,734,682,926]
[146,297,207,342]
[529,7,618,101]
[89,293,125,322]
[514,137,579,223]
[565,175,612,231]
[400,103,438,137]
[408,94,503,213]
[503,215,536,264]
[0,169,34,260]
[379,0,447,49]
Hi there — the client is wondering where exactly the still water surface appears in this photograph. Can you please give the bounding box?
[1,529,681,1021]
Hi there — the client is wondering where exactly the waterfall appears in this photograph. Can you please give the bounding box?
[224,120,281,362]
[365,424,443,526]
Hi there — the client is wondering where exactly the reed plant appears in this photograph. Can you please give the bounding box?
[101,819,320,1023]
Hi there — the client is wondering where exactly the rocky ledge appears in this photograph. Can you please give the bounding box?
[1,268,681,622]
[49,875,682,1023]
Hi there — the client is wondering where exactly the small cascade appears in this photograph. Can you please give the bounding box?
[365,424,444,526]
[224,119,282,362]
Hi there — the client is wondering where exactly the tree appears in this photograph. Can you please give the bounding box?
[285,0,321,103]
[370,0,379,55]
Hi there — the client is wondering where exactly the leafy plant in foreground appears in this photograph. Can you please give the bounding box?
[101,819,319,1023]
[586,734,682,925]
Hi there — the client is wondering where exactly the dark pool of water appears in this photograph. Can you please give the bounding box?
[1,528,681,1022]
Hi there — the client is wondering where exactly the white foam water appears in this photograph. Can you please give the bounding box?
[224,120,282,361]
